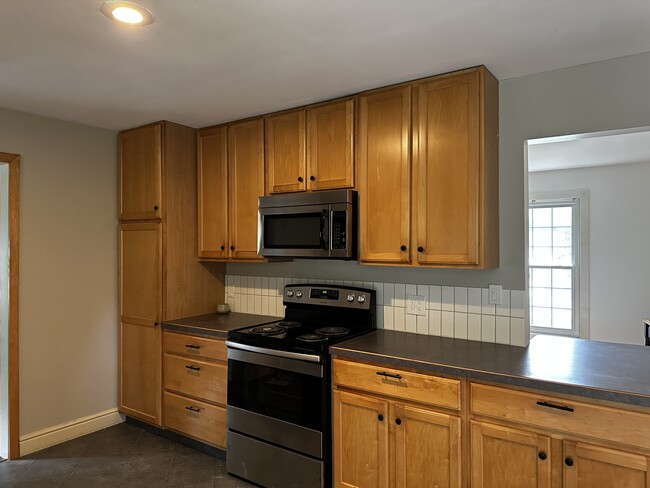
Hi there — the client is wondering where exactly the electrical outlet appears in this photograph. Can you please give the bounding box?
[406,295,426,316]
[488,284,502,305]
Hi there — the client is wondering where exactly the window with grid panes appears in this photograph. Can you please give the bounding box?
[529,199,579,336]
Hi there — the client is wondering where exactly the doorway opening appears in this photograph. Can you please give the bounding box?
[0,152,20,459]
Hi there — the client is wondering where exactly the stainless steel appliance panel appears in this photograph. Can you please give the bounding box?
[227,405,322,458]
[227,431,323,488]
[226,343,323,377]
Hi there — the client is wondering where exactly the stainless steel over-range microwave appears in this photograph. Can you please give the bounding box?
[258,189,357,259]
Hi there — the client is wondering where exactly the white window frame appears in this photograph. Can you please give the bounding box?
[528,190,589,339]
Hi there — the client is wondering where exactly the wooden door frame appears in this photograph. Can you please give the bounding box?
[0,152,20,459]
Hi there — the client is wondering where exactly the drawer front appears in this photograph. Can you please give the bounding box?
[163,331,226,362]
[164,391,226,448]
[471,383,650,450]
[332,359,460,410]
[163,354,227,405]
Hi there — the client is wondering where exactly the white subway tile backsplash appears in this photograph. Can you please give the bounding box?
[405,313,417,333]
[394,284,406,308]
[510,290,526,319]
[468,314,482,341]
[442,286,454,311]
[441,311,454,337]
[468,288,482,314]
[495,316,510,344]
[454,312,468,339]
[496,289,511,317]
[226,274,528,345]
[428,310,441,335]
[481,315,496,342]
[454,287,468,313]
[417,313,428,335]
[481,288,496,315]
[428,286,442,310]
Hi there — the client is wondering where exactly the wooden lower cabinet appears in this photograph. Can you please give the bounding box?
[471,421,552,488]
[162,332,227,449]
[332,389,461,488]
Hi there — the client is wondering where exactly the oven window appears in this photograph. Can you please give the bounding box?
[228,359,323,431]
[264,213,323,249]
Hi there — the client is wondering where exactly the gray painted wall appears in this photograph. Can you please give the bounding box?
[230,51,650,292]
[0,107,117,436]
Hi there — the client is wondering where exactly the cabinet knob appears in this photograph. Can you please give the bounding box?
[230,245,235,251]
[565,457,574,467]
[220,245,225,251]
[377,414,384,422]
[395,418,402,425]
[538,451,547,461]
[310,175,315,181]
[153,322,159,327]
[417,246,424,253]
[298,176,303,182]
[400,245,407,252]
[153,205,159,211]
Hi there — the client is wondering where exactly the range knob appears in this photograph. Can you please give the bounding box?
[346,294,355,303]
[358,295,366,303]
[286,290,294,297]
[295,291,303,298]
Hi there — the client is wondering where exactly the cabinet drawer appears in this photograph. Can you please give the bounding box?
[471,383,650,450]
[332,359,460,410]
[163,332,226,362]
[164,391,226,448]
[163,354,227,405]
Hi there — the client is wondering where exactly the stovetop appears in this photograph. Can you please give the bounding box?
[227,284,376,354]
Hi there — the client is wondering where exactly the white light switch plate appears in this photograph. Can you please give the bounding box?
[406,295,426,316]
[488,285,502,305]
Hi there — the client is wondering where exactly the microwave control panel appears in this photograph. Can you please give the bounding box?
[331,211,347,250]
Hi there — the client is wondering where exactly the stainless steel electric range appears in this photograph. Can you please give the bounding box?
[225,284,376,488]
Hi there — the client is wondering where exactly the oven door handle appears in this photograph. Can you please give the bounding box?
[225,341,322,363]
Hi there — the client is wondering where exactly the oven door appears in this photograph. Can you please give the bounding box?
[226,341,324,457]
[258,204,330,258]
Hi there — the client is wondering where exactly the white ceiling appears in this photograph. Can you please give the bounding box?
[2,0,650,130]
[528,128,650,172]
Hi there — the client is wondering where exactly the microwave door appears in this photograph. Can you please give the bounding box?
[258,204,330,258]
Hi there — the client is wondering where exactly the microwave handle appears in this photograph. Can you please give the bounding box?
[320,209,329,250]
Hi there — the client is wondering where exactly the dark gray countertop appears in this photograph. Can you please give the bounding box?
[163,312,278,339]
[331,330,650,407]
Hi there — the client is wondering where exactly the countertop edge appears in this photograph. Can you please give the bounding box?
[330,346,650,409]
[162,323,227,339]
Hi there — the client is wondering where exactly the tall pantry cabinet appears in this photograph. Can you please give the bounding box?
[119,122,225,426]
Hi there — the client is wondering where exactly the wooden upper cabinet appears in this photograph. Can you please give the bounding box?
[120,124,162,221]
[358,85,411,263]
[414,67,499,268]
[307,98,355,190]
[198,126,229,259]
[228,118,265,260]
[265,110,306,194]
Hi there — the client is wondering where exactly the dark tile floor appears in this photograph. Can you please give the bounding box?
[0,422,254,487]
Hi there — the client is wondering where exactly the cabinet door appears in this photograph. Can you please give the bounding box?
[307,98,355,190]
[564,441,650,488]
[414,70,480,265]
[394,403,461,488]
[119,222,162,425]
[120,124,162,220]
[265,110,306,194]
[358,86,411,263]
[198,126,229,259]
[333,390,389,488]
[471,421,552,488]
[228,118,265,260]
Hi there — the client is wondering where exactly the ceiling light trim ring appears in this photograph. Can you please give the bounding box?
[100,1,154,26]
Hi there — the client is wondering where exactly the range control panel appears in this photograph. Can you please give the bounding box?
[284,284,372,310]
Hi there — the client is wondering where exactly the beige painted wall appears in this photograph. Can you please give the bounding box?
[0,107,117,435]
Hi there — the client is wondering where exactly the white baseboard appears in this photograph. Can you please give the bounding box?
[19,408,125,456]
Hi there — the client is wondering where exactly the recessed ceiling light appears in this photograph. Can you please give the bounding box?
[100,2,154,26]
